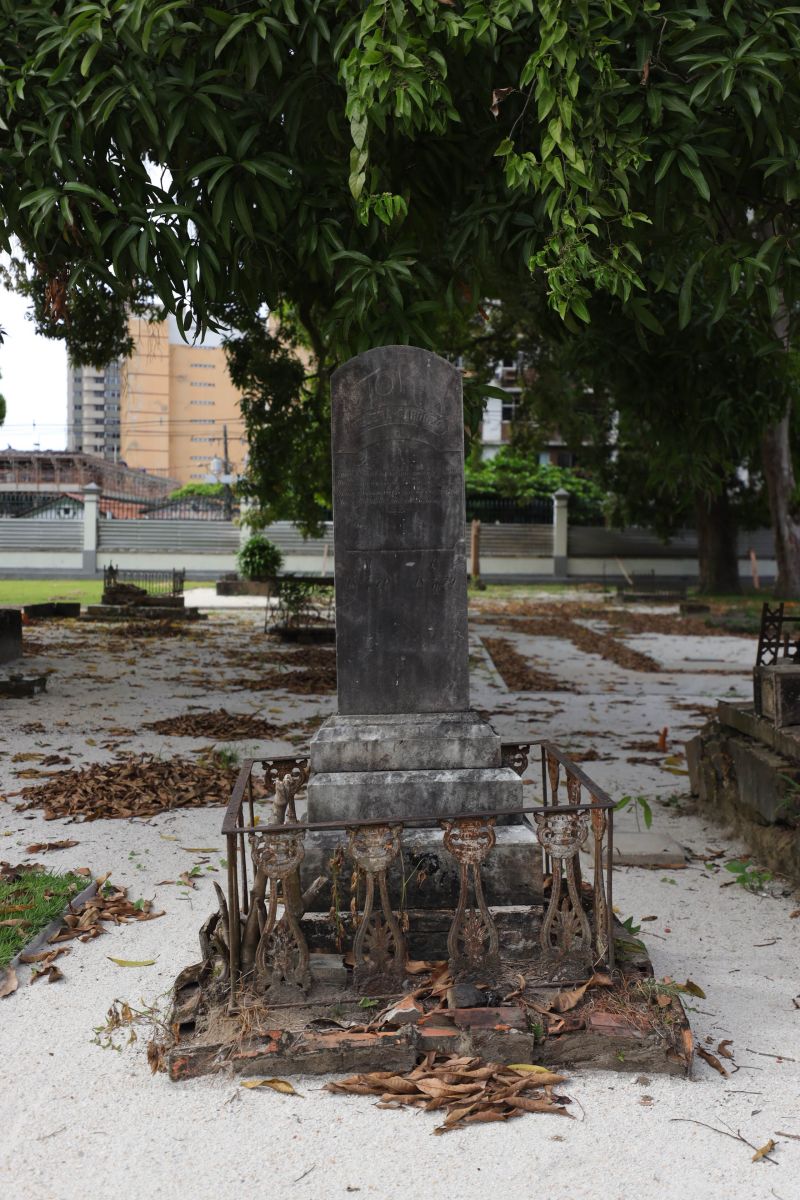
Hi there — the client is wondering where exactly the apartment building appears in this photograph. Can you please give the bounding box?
[480,359,576,465]
[119,316,247,485]
[66,360,122,458]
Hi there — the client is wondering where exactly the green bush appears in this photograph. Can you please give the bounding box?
[238,535,284,580]
[465,452,607,524]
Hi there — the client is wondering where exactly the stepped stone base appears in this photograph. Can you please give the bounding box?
[686,700,800,882]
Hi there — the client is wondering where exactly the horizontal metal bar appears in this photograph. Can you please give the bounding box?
[231,799,614,836]
[537,739,613,806]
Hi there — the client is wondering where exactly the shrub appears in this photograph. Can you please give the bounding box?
[238,535,283,580]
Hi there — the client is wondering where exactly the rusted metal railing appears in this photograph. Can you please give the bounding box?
[221,742,614,1009]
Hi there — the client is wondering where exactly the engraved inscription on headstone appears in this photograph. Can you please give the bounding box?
[331,346,468,714]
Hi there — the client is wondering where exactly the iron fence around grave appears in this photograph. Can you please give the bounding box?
[220,741,614,1008]
[103,563,185,597]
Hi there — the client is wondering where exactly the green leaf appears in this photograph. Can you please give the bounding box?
[677,158,711,201]
[678,261,701,329]
[215,14,253,58]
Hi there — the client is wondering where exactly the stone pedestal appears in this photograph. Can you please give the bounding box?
[754,662,800,727]
[308,709,523,824]
[305,709,533,906]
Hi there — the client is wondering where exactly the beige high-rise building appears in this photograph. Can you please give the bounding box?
[120,316,247,485]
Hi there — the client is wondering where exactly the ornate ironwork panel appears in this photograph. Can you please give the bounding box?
[442,818,499,979]
[534,810,591,955]
[348,825,405,994]
[501,742,530,777]
[264,758,310,823]
[252,829,310,996]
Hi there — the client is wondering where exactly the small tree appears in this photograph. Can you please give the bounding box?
[237,535,284,582]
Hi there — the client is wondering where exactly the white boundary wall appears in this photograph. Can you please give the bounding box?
[0,499,778,581]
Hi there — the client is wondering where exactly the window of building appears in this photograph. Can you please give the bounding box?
[190,361,216,369]
[190,399,214,406]
[190,418,215,424]
[501,397,518,422]
[190,381,215,388]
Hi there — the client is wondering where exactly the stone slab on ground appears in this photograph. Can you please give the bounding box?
[166,925,692,1081]
[582,829,688,869]
[83,604,206,621]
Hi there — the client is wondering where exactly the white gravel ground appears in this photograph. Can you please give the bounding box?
[1,600,799,1200]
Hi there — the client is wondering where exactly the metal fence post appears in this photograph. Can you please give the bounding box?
[552,488,569,578]
[82,483,100,576]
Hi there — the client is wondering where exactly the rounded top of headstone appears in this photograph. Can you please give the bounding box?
[331,344,459,389]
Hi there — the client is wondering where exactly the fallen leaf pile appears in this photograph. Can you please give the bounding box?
[326,1054,572,1134]
[232,664,337,695]
[145,710,286,740]
[479,610,661,673]
[482,637,573,692]
[44,877,164,945]
[111,621,196,639]
[243,647,336,670]
[12,754,254,821]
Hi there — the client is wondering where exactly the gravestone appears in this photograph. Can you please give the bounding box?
[0,609,22,665]
[306,347,530,897]
[331,346,468,715]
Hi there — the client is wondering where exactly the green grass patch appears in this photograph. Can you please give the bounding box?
[0,868,88,966]
[0,578,209,608]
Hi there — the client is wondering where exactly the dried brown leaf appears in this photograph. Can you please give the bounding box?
[752,1139,775,1163]
[551,972,612,1013]
[716,1039,734,1060]
[24,840,79,853]
[697,1047,728,1076]
[241,1078,301,1095]
[0,966,18,998]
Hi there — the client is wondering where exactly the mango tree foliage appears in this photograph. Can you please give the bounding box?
[3,0,800,579]
[2,0,800,353]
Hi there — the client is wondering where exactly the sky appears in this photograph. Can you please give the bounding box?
[0,283,68,452]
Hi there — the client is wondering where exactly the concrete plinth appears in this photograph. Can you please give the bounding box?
[306,765,522,824]
[309,710,502,773]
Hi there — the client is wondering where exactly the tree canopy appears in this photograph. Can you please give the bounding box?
[4,2,800,583]
[3,1,800,353]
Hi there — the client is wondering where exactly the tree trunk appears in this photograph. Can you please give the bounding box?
[694,489,740,594]
[761,406,800,597]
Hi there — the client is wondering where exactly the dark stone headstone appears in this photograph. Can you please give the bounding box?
[331,345,468,715]
[0,609,22,665]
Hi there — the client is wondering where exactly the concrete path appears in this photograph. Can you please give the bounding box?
[1,601,798,1200]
